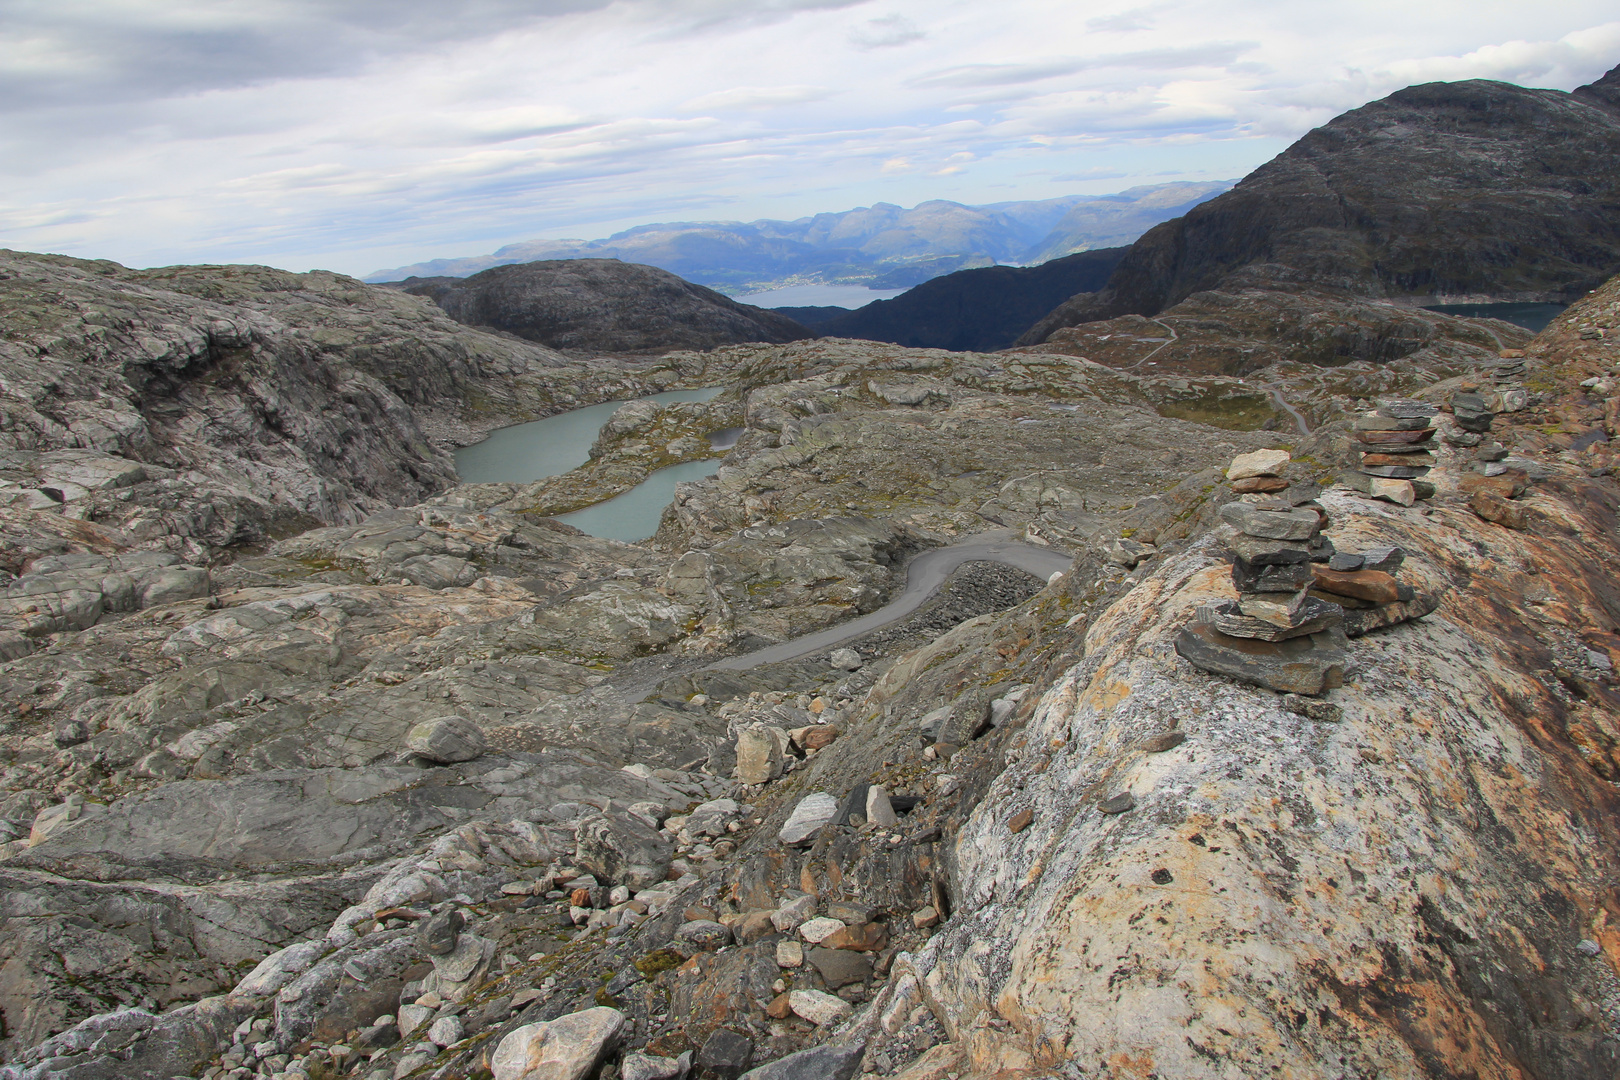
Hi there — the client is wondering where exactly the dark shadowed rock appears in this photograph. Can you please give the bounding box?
[394,259,813,352]
[738,1042,865,1080]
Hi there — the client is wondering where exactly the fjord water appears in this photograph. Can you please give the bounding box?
[453,387,722,484]
[1423,301,1568,334]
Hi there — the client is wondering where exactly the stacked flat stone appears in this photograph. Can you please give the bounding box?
[1311,544,1438,635]
[1495,350,1528,382]
[1174,450,1350,696]
[1449,389,1514,477]
[1343,398,1438,507]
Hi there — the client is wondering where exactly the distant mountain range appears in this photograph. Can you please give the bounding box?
[365,182,1230,293]
[777,247,1128,353]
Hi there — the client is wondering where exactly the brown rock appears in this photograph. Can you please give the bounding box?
[1231,476,1289,493]
[765,992,793,1019]
[733,910,778,944]
[1459,470,1529,499]
[1471,491,1539,531]
[570,888,592,908]
[1008,808,1034,833]
[1310,566,1401,604]
[685,906,717,922]
[819,922,889,952]
[799,727,839,751]
[1138,731,1187,753]
[1360,451,1437,467]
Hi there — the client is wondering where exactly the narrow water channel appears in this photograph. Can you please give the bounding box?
[453,387,723,485]
[453,387,727,542]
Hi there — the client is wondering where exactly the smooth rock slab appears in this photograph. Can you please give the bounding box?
[1175,622,1348,696]
[799,917,846,944]
[1218,503,1320,541]
[1226,448,1290,480]
[787,989,853,1026]
[779,792,838,845]
[738,1042,865,1080]
[491,1007,624,1080]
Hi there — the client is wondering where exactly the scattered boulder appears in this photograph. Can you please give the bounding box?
[1104,536,1157,568]
[828,647,863,671]
[735,724,789,784]
[1226,448,1290,480]
[697,1028,755,1080]
[787,989,853,1026]
[574,806,674,889]
[417,909,464,956]
[490,1007,624,1080]
[808,947,872,988]
[675,920,733,952]
[404,716,487,764]
[623,1051,690,1080]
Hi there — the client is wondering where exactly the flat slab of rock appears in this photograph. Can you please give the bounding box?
[738,1043,865,1080]
[1310,566,1402,604]
[1219,503,1320,541]
[1227,448,1290,480]
[779,793,838,845]
[1175,622,1348,696]
[787,988,853,1026]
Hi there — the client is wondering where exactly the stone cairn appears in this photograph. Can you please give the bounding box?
[1341,398,1440,507]
[1176,449,1440,697]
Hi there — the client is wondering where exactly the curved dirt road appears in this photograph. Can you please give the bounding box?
[708,531,1074,671]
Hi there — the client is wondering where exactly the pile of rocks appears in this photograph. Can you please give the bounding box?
[1342,398,1438,507]
[1177,449,1445,696]
[1494,349,1528,382]
[1175,450,1349,696]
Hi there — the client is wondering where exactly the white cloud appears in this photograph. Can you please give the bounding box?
[0,0,1615,275]
[680,85,834,111]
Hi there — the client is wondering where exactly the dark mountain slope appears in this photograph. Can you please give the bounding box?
[799,247,1128,352]
[1021,63,1620,345]
[391,258,813,352]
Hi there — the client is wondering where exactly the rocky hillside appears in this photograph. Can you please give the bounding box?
[1023,62,1620,343]
[4,231,1620,1080]
[777,247,1127,353]
[390,260,814,353]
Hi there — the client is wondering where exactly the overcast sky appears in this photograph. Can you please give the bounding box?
[2,1,1616,278]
